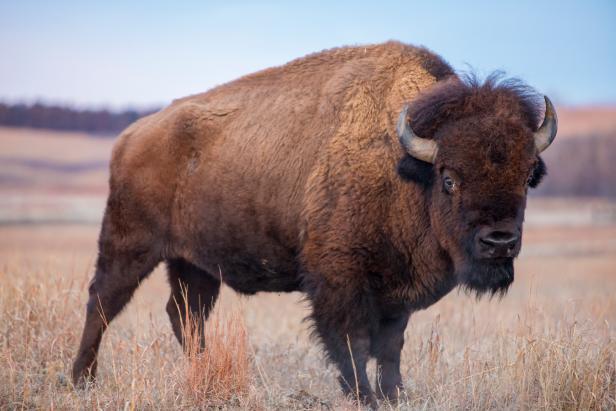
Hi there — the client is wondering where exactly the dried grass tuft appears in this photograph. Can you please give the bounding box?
[180,302,251,407]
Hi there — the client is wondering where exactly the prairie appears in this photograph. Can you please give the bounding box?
[1,199,615,409]
[0,126,615,409]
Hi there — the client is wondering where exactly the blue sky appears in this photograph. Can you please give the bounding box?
[0,1,614,108]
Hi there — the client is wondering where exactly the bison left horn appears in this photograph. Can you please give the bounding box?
[397,105,438,163]
[534,96,558,153]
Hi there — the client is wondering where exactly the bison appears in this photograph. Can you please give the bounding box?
[72,41,557,406]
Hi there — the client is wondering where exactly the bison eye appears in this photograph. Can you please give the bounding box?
[443,176,456,194]
[526,172,534,186]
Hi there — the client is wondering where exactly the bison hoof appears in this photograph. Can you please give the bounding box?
[377,382,405,403]
[72,363,97,388]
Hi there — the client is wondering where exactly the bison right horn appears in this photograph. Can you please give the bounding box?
[534,96,558,153]
[397,105,438,164]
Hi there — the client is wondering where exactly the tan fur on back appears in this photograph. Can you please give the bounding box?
[110,41,448,264]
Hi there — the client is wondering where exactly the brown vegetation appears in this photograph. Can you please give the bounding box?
[181,301,251,407]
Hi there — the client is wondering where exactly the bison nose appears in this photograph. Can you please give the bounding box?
[476,228,520,259]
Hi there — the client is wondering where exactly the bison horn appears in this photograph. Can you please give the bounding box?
[534,96,558,153]
[397,105,438,163]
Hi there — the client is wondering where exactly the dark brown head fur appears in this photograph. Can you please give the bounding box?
[398,73,547,295]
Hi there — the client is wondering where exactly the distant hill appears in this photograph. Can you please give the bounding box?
[536,106,616,198]
[555,107,616,139]
[0,102,160,135]
[0,103,615,197]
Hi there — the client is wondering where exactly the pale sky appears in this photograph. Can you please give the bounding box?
[0,0,614,109]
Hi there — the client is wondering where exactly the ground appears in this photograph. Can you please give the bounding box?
[0,127,615,409]
[1,198,615,410]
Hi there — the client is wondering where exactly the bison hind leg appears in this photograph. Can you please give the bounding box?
[165,258,221,348]
[72,212,163,386]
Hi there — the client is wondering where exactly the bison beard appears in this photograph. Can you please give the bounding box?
[455,226,516,296]
[456,258,514,297]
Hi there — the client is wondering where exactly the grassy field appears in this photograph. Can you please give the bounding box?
[1,126,615,409]
[1,199,615,410]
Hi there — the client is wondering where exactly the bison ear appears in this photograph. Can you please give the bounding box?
[397,155,434,187]
[528,157,547,188]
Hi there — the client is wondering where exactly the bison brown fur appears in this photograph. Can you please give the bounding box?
[72,41,556,407]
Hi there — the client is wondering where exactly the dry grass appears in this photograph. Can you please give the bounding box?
[0,255,260,410]
[400,302,615,410]
[180,296,251,407]
[0,205,615,409]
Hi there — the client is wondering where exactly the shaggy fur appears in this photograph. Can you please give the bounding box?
[72,41,553,407]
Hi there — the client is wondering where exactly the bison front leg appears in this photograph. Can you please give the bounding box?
[308,283,378,408]
[372,312,410,402]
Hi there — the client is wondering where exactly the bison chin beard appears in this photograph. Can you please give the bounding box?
[456,258,514,298]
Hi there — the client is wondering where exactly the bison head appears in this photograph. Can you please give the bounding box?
[397,75,557,296]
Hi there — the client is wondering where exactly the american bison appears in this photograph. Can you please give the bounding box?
[73,41,557,406]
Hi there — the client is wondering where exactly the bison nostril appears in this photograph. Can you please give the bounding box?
[485,232,518,244]
[478,229,520,257]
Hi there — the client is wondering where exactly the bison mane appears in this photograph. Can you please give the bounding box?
[407,72,544,140]
[397,72,545,187]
